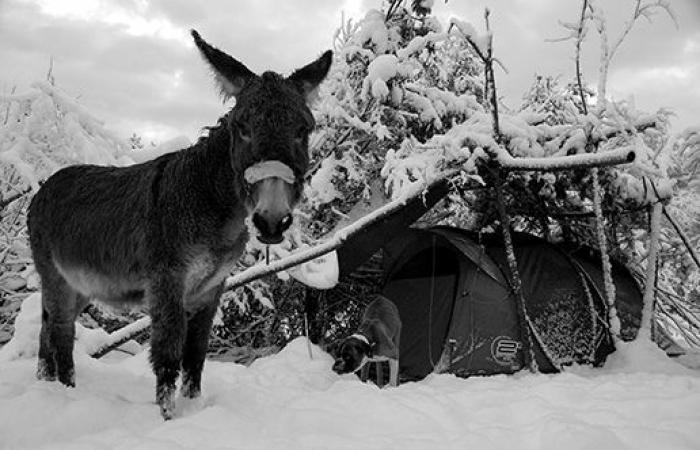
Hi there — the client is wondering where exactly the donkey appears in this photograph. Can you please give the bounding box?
[27,29,332,420]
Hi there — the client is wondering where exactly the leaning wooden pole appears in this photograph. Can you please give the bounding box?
[493,167,538,372]
[662,206,700,271]
[591,167,620,339]
[640,201,663,341]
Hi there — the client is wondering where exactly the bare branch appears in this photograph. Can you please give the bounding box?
[447,22,486,62]
[90,316,151,359]
[492,58,509,74]
[575,0,590,116]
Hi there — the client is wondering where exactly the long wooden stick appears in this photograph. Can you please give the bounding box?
[493,168,538,372]
[662,205,700,271]
[498,147,635,172]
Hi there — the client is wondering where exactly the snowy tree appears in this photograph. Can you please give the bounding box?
[0,82,144,346]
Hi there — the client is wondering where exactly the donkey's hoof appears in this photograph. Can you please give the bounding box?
[58,371,76,387]
[180,375,201,400]
[157,384,177,420]
[36,359,57,381]
[160,404,175,421]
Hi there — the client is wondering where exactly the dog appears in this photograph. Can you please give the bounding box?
[332,295,401,387]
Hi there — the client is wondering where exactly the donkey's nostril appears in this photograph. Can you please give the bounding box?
[252,212,268,235]
[279,214,293,232]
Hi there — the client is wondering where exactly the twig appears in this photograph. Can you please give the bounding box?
[575,0,589,116]
[0,188,31,211]
[589,0,676,113]
[46,56,55,86]
[484,9,501,140]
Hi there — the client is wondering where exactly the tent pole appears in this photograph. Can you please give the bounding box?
[492,166,538,373]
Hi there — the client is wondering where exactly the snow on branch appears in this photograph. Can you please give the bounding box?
[587,0,677,112]
[90,317,151,359]
[497,146,635,171]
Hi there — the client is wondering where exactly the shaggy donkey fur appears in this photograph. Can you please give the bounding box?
[27,29,332,420]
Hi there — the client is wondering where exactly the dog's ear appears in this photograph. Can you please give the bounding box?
[325,339,341,357]
[362,340,374,358]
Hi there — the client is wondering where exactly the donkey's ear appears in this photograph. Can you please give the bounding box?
[288,50,333,102]
[191,29,256,101]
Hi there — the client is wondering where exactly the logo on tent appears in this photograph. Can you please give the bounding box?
[490,336,522,366]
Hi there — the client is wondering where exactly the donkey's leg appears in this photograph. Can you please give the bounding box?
[37,267,86,386]
[149,274,186,420]
[181,291,219,399]
[37,305,56,381]
[37,265,63,381]
[52,292,89,386]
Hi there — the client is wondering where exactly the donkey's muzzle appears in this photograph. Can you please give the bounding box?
[249,174,296,245]
[253,212,293,244]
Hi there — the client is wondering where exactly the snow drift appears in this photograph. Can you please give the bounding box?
[0,295,699,450]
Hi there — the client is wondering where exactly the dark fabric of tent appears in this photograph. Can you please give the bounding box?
[561,245,643,341]
[373,227,642,380]
[336,179,450,278]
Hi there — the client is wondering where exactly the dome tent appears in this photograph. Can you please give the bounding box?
[340,223,643,380]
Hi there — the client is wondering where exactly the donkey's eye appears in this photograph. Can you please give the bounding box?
[294,127,307,142]
[237,121,252,142]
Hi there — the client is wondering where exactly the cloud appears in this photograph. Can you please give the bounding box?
[1,0,698,142]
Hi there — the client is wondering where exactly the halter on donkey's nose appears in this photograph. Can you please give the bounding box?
[244,160,296,245]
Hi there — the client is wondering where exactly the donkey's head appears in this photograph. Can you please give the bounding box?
[192,30,332,244]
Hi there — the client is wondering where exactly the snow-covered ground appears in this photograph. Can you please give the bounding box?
[1,297,699,450]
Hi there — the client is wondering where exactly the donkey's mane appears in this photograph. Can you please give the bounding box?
[196,110,233,146]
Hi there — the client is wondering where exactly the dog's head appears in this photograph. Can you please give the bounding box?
[331,336,371,375]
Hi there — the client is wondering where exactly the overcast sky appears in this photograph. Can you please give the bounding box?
[1,0,698,144]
